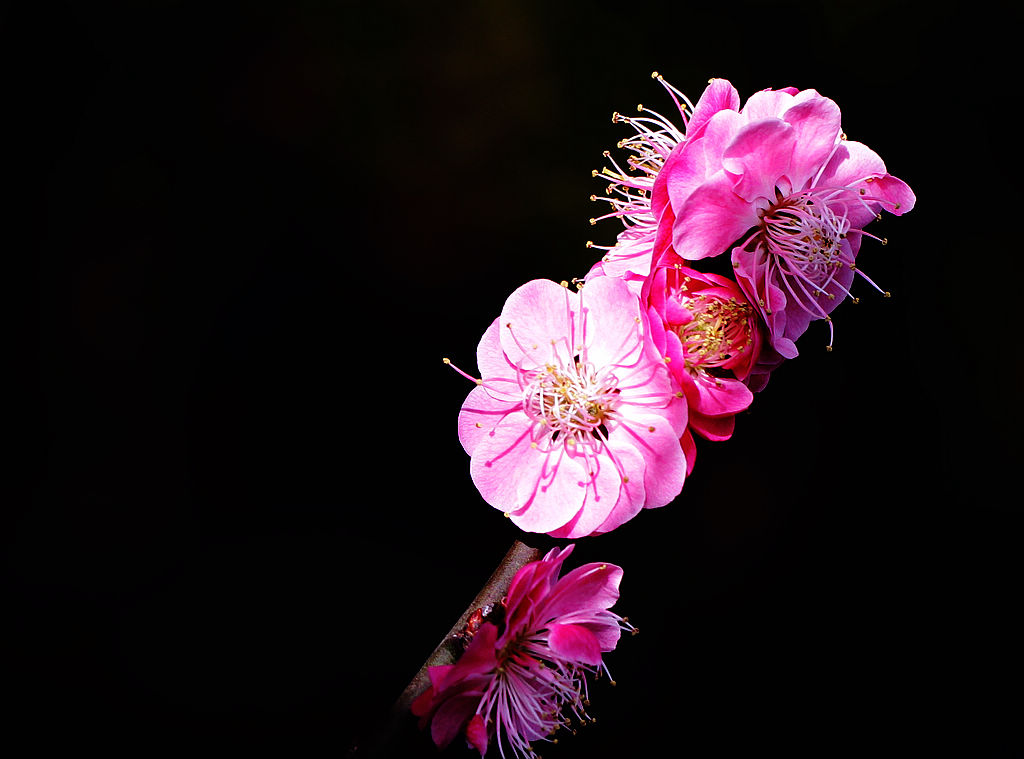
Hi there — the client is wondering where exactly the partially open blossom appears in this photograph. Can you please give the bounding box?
[645,264,762,470]
[449,276,688,538]
[412,545,633,758]
[653,78,916,356]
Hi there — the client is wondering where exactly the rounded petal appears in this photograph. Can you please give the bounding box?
[781,94,843,190]
[550,441,645,538]
[741,87,797,120]
[721,118,795,201]
[689,409,737,442]
[579,275,645,369]
[470,419,601,535]
[475,318,515,381]
[615,412,687,509]
[687,77,741,139]
[498,279,579,369]
[507,444,593,534]
[458,383,519,456]
[547,623,603,666]
[673,171,760,259]
[691,374,753,417]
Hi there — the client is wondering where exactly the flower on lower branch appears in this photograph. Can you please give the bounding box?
[448,276,688,538]
[412,545,634,758]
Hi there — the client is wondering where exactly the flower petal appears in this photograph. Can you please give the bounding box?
[687,77,741,139]
[547,623,603,666]
[431,691,484,750]
[509,444,592,535]
[539,561,624,620]
[782,94,843,190]
[498,279,579,369]
[458,383,519,456]
[673,171,759,260]
[579,275,645,370]
[550,440,645,538]
[465,714,489,756]
[721,118,795,202]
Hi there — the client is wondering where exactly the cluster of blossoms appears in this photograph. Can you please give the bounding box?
[412,545,634,758]
[448,74,915,538]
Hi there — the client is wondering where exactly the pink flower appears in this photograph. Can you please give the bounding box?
[411,545,633,758]
[653,78,916,356]
[449,276,688,538]
[645,263,762,471]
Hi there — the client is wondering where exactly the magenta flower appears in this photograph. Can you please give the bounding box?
[411,545,633,758]
[653,78,916,356]
[449,276,688,538]
[645,263,762,470]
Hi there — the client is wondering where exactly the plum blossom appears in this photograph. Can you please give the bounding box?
[449,276,687,538]
[645,263,763,471]
[652,78,916,356]
[411,545,633,758]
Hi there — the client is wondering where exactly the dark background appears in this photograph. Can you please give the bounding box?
[12,1,1022,756]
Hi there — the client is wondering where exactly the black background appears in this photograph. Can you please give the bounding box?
[12,1,1022,756]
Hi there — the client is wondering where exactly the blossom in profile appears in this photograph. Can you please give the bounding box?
[645,263,763,470]
[412,545,634,757]
[449,276,687,538]
[653,78,916,356]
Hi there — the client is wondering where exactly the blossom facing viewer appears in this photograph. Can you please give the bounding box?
[644,263,763,470]
[450,276,687,538]
[652,78,916,356]
[412,545,633,758]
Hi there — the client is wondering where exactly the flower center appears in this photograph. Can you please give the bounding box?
[676,294,753,371]
[760,192,851,288]
[523,360,620,447]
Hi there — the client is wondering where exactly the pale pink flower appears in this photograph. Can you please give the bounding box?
[411,545,633,758]
[653,78,916,356]
[645,263,762,471]
[449,276,688,538]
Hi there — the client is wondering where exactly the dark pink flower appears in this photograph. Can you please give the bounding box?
[653,79,916,356]
[449,276,688,538]
[645,263,763,470]
[412,545,633,758]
